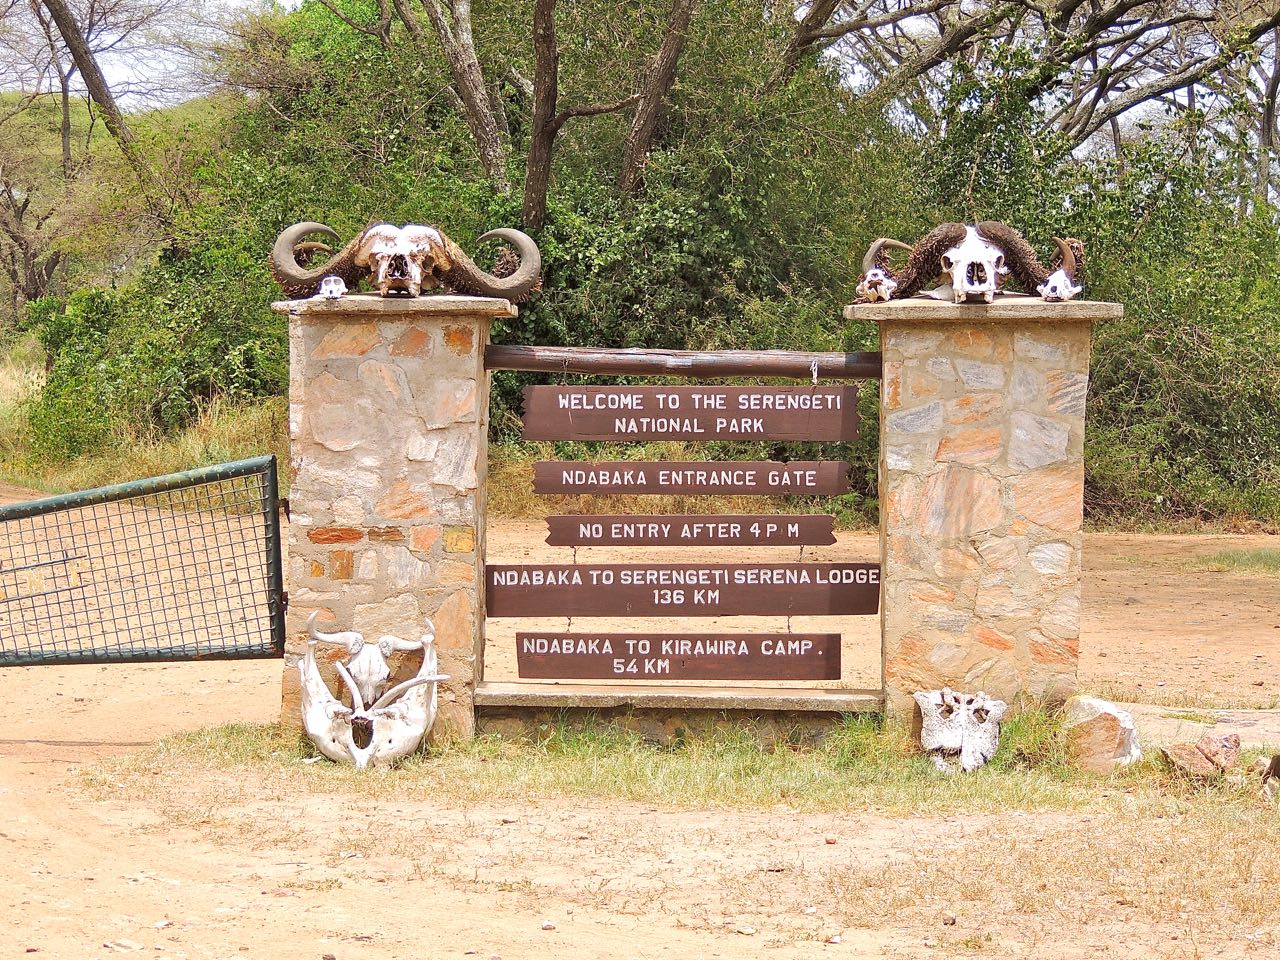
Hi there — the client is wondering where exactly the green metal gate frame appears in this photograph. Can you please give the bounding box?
[0,455,285,666]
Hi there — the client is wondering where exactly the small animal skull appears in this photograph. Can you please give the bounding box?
[940,227,1004,304]
[914,688,1008,773]
[856,267,898,303]
[353,224,448,297]
[1036,268,1082,302]
[318,275,347,299]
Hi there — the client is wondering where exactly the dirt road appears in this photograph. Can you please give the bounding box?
[2,515,1278,958]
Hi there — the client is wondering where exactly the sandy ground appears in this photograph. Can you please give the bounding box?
[2,502,1278,958]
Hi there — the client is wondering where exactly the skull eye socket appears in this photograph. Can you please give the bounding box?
[942,255,954,270]
[994,254,1005,270]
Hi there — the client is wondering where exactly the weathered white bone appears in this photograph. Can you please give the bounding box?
[1036,268,1082,302]
[318,275,347,299]
[299,617,448,769]
[940,227,1003,304]
[352,224,447,297]
[308,612,389,707]
[914,687,1008,773]
[856,267,897,303]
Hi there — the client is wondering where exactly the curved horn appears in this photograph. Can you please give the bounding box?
[269,222,368,300]
[334,661,367,713]
[442,228,542,302]
[861,238,913,274]
[1053,237,1077,278]
[370,673,451,712]
[307,610,359,649]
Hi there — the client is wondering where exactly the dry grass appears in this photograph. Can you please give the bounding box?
[81,715,1280,955]
[87,711,1275,817]
[0,396,290,496]
[1086,682,1280,711]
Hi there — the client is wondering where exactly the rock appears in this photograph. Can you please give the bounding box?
[1195,733,1241,771]
[541,921,556,931]
[1062,696,1142,773]
[1161,743,1220,778]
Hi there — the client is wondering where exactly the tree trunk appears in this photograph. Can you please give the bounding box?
[618,0,696,195]
[39,0,138,159]
[416,0,512,193]
[59,73,72,180]
[522,0,559,230]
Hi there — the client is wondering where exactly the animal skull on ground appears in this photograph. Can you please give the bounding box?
[299,614,449,769]
[306,611,424,707]
[914,688,1008,773]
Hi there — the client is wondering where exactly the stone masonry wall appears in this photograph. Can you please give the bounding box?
[850,298,1121,717]
[274,294,515,740]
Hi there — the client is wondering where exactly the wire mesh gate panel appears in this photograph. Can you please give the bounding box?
[0,456,285,666]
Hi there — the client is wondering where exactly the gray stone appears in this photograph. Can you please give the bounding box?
[927,357,957,381]
[1009,411,1070,469]
[1013,331,1067,363]
[1010,366,1044,406]
[892,332,944,358]
[1040,593,1080,639]
[954,358,1005,390]
[428,432,479,491]
[886,401,943,434]
[1028,542,1071,575]
[405,431,441,462]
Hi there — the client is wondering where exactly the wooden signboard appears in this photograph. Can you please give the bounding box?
[521,386,858,441]
[516,632,841,680]
[545,515,836,547]
[532,460,851,496]
[486,563,880,617]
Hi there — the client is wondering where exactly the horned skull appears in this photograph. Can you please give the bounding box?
[1037,268,1082,302]
[269,221,542,302]
[941,227,1004,304]
[353,224,448,298]
[299,612,449,769]
[914,687,1008,773]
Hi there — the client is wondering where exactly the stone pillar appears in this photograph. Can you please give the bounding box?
[845,297,1122,716]
[274,293,515,739]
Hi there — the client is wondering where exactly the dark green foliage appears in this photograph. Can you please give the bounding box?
[18,0,1280,525]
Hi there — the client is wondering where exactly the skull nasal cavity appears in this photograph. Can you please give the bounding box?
[352,717,373,749]
[388,254,408,279]
[967,263,987,283]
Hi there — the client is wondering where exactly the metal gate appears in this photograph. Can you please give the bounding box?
[0,456,285,666]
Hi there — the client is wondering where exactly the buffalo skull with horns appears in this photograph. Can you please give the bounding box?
[269,222,542,301]
[856,222,1083,304]
[299,612,449,769]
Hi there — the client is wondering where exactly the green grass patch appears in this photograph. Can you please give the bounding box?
[86,710,1273,817]
[1185,549,1280,577]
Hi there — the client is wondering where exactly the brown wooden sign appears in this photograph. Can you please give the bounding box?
[516,632,841,680]
[545,515,836,547]
[486,563,880,617]
[521,386,858,441]
[532,460,852,496]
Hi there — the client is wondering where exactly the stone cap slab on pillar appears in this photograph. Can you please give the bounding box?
[845,296,1123,324]
[272,292,518,319]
